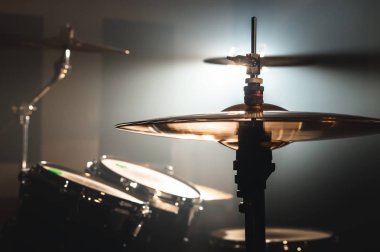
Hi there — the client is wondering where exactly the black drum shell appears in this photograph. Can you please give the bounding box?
[15,163,149,251]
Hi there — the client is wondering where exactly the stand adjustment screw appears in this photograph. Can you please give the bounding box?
[238,202,245,213]
[233,160,239,170]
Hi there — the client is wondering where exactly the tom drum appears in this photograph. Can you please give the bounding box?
[86,156,202,249]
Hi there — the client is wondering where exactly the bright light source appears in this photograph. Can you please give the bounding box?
[65,49,71,58]
[261,66,270,73]
[258,43,268,57]
[228,47,238,56]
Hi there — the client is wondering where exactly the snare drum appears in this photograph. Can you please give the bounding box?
[86,156,202,249]
[16,162,150,251]
[209,227,334,252]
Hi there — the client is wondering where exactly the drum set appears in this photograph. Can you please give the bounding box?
[1,17,380,252]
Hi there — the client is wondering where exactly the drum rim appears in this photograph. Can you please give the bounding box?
[86,155,202,212]
[32,161,150,209]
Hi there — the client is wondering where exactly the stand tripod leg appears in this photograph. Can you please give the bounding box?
[234,121,274,252]
[19,109,31,172]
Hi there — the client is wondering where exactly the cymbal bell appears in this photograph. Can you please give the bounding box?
[1,24,129,55]
[204,52,380,68]
[115,104,380,150]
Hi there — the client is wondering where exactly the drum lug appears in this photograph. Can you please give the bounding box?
[132,222,144,238]
[120,177,128,187]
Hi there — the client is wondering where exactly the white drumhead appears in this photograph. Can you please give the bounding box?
[43,165,144,204]
[101,159,200,199]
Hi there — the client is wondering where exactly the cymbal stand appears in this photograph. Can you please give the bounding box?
[231,17,275,252]
[14,48,71,173]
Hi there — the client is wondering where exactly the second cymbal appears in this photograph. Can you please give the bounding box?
[1,24,129,55]
[204,52,380,68]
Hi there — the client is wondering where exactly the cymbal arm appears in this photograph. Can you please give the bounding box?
[29,48,71,107]
[16,47,71,172]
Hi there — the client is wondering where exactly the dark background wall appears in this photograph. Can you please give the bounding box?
[0,0,379,248]
[0,13,43,163]
[0,13,43,209]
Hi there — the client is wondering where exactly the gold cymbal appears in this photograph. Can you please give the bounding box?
[211,227,332,243]
[116,105,380,150]
[192,184,233,201]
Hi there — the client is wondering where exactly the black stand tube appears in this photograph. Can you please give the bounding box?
[251,17,257,55]
[235,121,275,252]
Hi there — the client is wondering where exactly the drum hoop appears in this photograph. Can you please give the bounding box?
[87,155,202,209]
[32,162,149,213]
